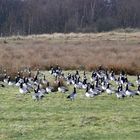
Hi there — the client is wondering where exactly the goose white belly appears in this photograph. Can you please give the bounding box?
[82,84,87,89]
[85,92,91,97]
[4,79,8,84]
[58,87,62,92]
[38,91,44,98]
[8,82,13,86]
[58,87,66,93]
[106,88,112,94]
[67,80,72,85]
[89,89,97,95]
[39,89,46,94]
[46,87,52,93]
[116,93,123,99]
[89,88,94,93]
[136,80,140,85]
[71,80,75,85]
[137,91,140,95]
[110,77,115,81]
[15,82,20,87]
[102,85,106,90]
[125,90,134,96]
[19,88,27,94]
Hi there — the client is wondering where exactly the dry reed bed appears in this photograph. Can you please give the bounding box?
[0,32,140,75]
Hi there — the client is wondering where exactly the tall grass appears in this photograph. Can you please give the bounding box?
[0,32,140,75]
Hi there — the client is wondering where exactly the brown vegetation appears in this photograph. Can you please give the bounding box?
[0,32,140,75]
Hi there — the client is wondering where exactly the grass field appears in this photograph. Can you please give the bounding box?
[0,71,140,140]
[0,31,140,74]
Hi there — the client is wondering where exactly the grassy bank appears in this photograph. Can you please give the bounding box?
[0,71,140,140]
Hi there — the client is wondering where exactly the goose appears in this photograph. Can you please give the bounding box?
[67,79,72,85]
[133,85,140,96]
[109,71,116,81]
[22,77,28,88]
[119,73,127,85]
[85,85,95,98]
[26,69,33,80]
[74,80,81,89]
[125,84,136,97]
[26,78,33,90]
[33,74,40,86]
[57,66,62,75]
[32,89,39,100]
[90,71,97,82]
[39,88,46,95]
[32,88,44,101]
[46,82,54,93]
[115,77,121,86]
[120,77,126,85]
[89,84,94,92]
[96,71,101,78]
[136,75,140,85]
[42,75,48,84]
[58,81,68,93]
[19,83,30,94]
[71,75,76,85]
[21,77,33,91]
[94,79,103,94]
[37,84,46,94]
[3,74,8,84]
[118,84,126,96]
[15,76,21,87]
[52,66,61,77]
[82,78,88,89]
[66,73,72,85]
[89,84,100,95]
[106,83,114,95]
[82,71,86,80]
[49,67,54,74]
[74,78,83,89]
[115,86,125,99]
[101,81,107,91]
[136,85,140,95]
[67,87,77,100]
[124,76,135,87]
[36,84,46,95]
[75,70,79,77]
[7,76,14,86]
[33,74,38,82]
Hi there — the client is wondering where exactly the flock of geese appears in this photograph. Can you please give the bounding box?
[0,65,140,101]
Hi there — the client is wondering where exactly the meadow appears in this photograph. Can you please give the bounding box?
[0,71,140,140]
[0,31,140,75]
[0,31,140,140]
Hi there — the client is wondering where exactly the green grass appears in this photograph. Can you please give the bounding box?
[0,72,140,140]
